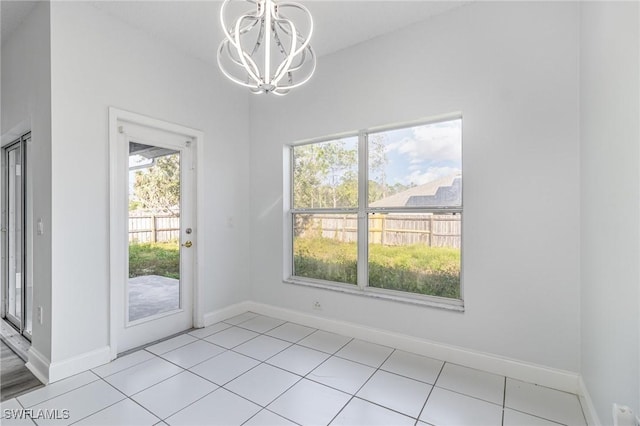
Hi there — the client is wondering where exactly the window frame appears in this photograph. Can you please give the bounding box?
[284,114,464,311]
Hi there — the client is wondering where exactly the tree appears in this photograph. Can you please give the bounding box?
[133,153,181,216]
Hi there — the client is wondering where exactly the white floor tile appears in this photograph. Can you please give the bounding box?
[268,379,351,426]
[30,380,125,426]
[505,379,586,426]
[132,371,217,419]
[92,350,156,378]
[223,312,259,325]
[17,371,99,408]
[204,326,259,349]
[244,409,298,426]
[0,414,37,426]
[356,370,432,418]
[267,344,330,376]
[189,350,259,385]
[335,339,394,368]
[225,363,300,406]
[331,397,415,426]
[503,409,564,426]
[236,316,286,333]
[146,334,197,355]
[233,335,291,361]
[436,363,504,405]
[160,340,225,369]
[1,398,21,414]
[188,322,231,339]
[73,398,160,426]
[298,330,352,354]
[164,388,260,426]
[0,398,34,426]
[266,322,317,343]
[104,357,183,396]
[308,356,375,394]
[381,350,444,385]
[420,387,503,426]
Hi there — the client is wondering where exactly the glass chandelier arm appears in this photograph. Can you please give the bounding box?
[273,2,313,57]
[272,19,298,85]
[217,41,261,88]
[278,45,316,90]
[234,14,263,85]
[220,0,264,48]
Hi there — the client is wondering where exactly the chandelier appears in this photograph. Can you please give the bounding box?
[217,0,316,96]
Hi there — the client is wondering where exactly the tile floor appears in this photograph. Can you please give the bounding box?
[0,312,588,426]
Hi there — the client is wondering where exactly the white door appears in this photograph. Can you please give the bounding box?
[113,120,196,353]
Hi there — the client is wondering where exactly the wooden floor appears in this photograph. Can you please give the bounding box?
[0,340,42,401]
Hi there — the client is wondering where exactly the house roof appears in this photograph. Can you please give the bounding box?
[370,174,462,208]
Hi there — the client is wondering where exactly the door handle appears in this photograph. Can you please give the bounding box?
[182,241,193,248]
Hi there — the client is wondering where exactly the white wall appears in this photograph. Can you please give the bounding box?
[48,2,250,365]
[1,2,53,367]
[249,2,581,372]
[580,1,640,422]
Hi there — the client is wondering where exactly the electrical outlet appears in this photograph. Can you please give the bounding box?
[613,404,637,426]
[37,306,43,324]
[313,301,322,310]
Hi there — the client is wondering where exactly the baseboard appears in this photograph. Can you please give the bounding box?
[26,346,50,385]
[202,301,254,327]
[47,346,111,383]
[579,376,602,426]
[244,301,582,395]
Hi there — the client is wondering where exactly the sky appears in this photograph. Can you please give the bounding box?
[372,118,462,186]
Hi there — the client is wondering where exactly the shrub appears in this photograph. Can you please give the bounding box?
[293,237,460,298]
[129,242,180,279]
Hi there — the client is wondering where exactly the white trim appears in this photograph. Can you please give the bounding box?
[202,301,254,327]
[243,301,582,394]
[47,346,111,383]
[26,346,50,385]
[579,376,602,426]
[108,107,205,358]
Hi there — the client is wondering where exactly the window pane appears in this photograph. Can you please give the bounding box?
[368,119,462,208]
[368,213,461,298]
[293,213,357,285]
[293,137,358,209]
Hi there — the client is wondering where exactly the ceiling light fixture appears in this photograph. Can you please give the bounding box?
[217,0,316,96]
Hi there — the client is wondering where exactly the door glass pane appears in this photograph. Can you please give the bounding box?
[368,212,461,299]
[293,213,357,285]
[128,142,181,322]
[7,145,23,325]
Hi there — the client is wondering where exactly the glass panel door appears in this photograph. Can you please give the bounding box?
[3,135,28,338]
[128,142,182,323]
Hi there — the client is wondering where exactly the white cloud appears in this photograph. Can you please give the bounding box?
[407,166,461,185]
[387,122,462,164]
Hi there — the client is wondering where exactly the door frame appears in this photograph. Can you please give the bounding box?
[1,133,30,339]
[108,107,205,359]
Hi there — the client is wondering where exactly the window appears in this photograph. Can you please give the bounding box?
[288,117,462,306]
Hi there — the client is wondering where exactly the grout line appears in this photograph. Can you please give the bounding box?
[17,372,101,409]
[502,376,507,426]
[415,360,446,424]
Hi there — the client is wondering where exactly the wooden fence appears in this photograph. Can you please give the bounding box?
[129,214,180,243]
[296,214,461,248]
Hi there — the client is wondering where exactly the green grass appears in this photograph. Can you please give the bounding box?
[129,242,180,279]
[294,237,460,299]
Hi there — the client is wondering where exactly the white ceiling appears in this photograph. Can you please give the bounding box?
[2,1,469,61]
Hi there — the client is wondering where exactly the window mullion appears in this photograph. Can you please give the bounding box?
[357,130,368,290]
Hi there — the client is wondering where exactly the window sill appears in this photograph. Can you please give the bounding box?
[283,277,465,312]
